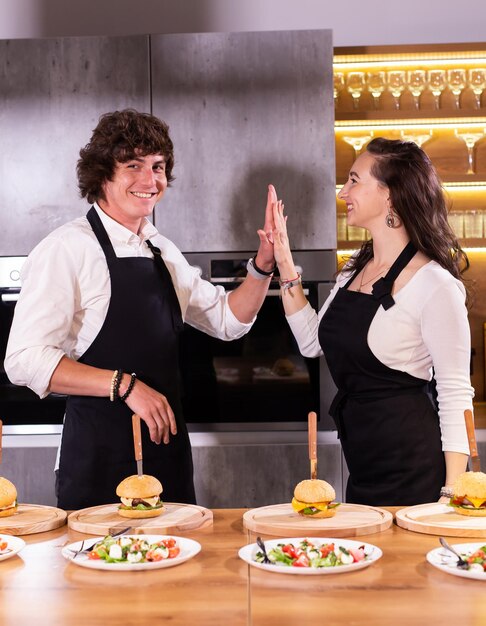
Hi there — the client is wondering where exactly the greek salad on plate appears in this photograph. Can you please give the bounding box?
[62,534,201,571]
[238,537,382,575]
[427,542,486,581]
[0,534,25,562]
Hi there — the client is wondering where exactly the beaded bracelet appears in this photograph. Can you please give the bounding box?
[110,369,123,402]
[120,373,137,402]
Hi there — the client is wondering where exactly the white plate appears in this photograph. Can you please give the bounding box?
[427,542,486,581]
[238,537,382,575]
[62,534,201,571]
[0,534,26,562]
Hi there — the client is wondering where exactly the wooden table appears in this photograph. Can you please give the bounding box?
[1,508,486,625]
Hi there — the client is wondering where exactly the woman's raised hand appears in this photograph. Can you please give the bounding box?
[272,198,292,266]
[255,184,278,270]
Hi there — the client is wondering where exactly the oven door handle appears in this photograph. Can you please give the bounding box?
[266,288,309,296]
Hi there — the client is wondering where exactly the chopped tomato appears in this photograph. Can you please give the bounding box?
[292,553,310,567]
[282,544,298,559]
[88,550,101,560]
[320,543,335,558]
[0,541,8,551]
[168,547,180,559]
[161,538,177,548]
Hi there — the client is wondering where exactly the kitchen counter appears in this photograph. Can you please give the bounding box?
[1,508,486,625]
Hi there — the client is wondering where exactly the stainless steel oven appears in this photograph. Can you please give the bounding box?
[180,251,337,431]
[0,256,66,427]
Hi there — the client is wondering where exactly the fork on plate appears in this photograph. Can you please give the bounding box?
[69,526,132,559]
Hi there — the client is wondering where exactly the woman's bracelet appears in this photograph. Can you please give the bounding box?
[247,255,276,279]
[439,486,454,499]
[279,273,302,292]
[120,373,137,402]
[110,369,123,402]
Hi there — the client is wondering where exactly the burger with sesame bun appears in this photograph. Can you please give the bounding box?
[116,474,165,518]
[450,471,486,517]
[0,477,18,518]
[291,479,340,518]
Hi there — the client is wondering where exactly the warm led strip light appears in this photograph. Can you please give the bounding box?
[335,118,486,132]
[337,248,486,255]
[337,182,486,193]
[334,52,486,71]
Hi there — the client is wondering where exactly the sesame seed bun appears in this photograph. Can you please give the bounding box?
[116,474,163,499]
[116,474,164,519]
[453,472,486,499]
[0,477,17,517]
[294,479,336,504]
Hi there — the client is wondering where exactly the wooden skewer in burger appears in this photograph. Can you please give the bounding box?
[291,411,341,518]
[116,414,165,519]
[0,420,18,517]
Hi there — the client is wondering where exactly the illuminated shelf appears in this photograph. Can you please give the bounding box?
[334,50,486,71]
[336,110,486,122]
[337,242,486,251]
[338,179,486,190]
[335,117,486,132]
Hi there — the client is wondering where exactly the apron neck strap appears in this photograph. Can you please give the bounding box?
[372,240,417,311]
[86,206,117,262]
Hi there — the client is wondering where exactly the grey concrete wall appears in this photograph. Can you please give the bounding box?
[0,36,150,255]
[193,442,343,508]
[152,29,336,252]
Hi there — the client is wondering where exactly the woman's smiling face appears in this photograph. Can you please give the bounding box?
[338,151,390,231]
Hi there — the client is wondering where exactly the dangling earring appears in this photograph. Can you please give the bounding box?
[385,210,396,228]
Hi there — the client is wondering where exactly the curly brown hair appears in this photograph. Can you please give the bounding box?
[77,109,175,203]
[344,137,469,290]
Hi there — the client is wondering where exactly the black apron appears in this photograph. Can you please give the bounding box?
[319,242,445,506]
[57,207,196,509]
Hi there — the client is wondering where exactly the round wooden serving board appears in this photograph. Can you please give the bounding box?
[68,502,213,535]
[243,503,393,537]
[0,503,67,535]
[396,502,486,537]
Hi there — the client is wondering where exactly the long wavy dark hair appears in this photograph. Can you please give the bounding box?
[343,137,469,292]
[77,109,175,204]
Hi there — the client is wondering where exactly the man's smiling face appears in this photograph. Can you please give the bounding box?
[99,154,167,232]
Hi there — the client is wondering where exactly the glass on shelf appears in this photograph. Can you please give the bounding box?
[342,133,374,159]
[448,211,464,238]
[400,129,433,148]
[427,69,447,109]
[447,68,467,109]
[333,72,346,105]
[366,71,386,110]
[463,210,484,238]
[387,70,406,110]
[468,68,486,109]
[454,129,484,174]
[347,72,366,110]
[407,69,427,110]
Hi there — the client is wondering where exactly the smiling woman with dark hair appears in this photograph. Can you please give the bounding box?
[271,137,474,507]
